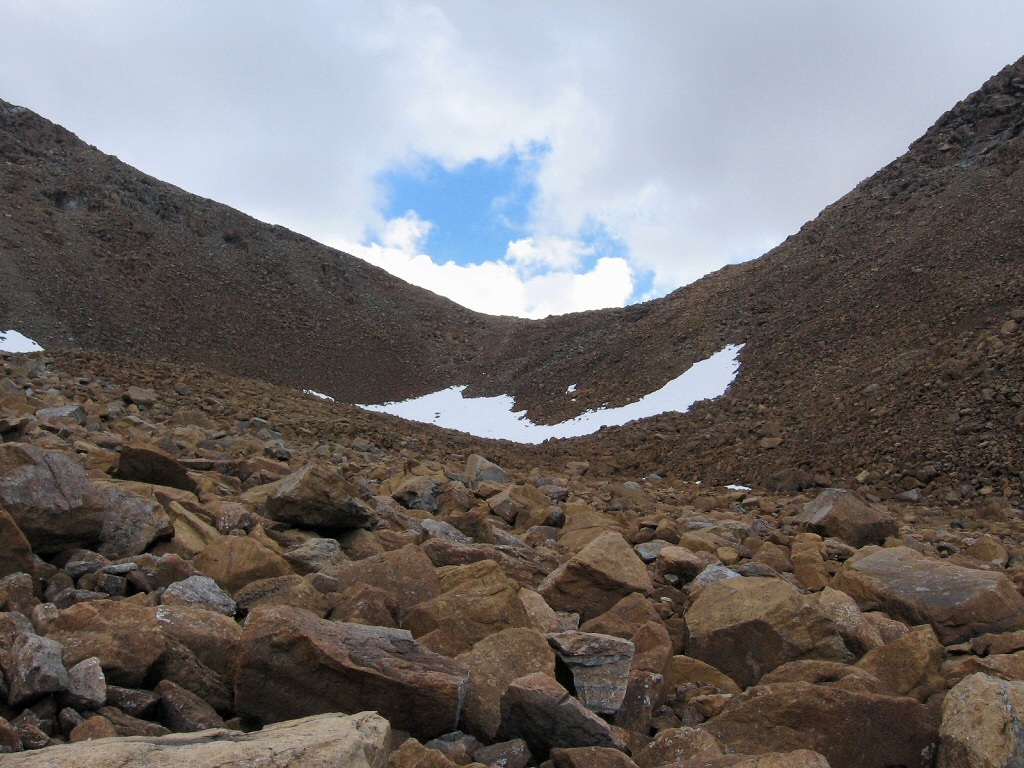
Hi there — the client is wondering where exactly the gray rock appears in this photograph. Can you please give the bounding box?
[162,575,237,616]
[65,656,106,710]
[546,631,634,715]
[8,632,70,706]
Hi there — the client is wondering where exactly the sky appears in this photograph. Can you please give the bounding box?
[2,3,1024,318]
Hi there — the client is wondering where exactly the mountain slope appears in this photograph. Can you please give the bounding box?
[3,57,1024,501]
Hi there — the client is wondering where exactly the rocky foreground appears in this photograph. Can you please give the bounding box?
[1,350,1024,767]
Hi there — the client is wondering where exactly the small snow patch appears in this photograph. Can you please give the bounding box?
[0,330,43,353]
[725,484,752,492]
[566,384,577,394]
[362,344,744,444]
[303,389,335,402]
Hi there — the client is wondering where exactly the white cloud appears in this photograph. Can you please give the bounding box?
[336,214,633,319]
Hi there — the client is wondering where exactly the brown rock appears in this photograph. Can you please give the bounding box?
[328,583,398,627]
[48,600,166,687]
[93,482,173,558]
[519,588,560,633]
[328,545,441,622]
[496,673,621,757]
[97,705,171,736]
[666,655,742,695]
[265,461,375,534]
[69,715,117,742]
[580,592,664,640]
[235,606,470,740]
[944,650,1024,687]
[235,574,330,617]
[403,559,533,656]
[757,660,882,694]
[551,746,639,768]
[855,625,944,701]
[388,737,487,768]
[456,627,556,741]
[814,587,883,657]
[0,711,391,768]
[796,489,899,548]
[539,532,653,622]
[0,715,22,753]
[155,679,225,732]
[154,638,233,714]
[832,546,1024,644]
[0,507,32,580]
[686,577,850,688]
[938,672,1024,768]
[630,621,673,676]
[704,681,937,768]
[653,546,708,583]
[114,445,196,493]
[631,726,725,768]
[154,604,241,681]
[0,443,105,555]
[191,535,293,596]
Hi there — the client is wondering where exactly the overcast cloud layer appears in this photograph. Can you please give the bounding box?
[3,2,1024,317]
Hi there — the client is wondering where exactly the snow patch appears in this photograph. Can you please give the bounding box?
[304,389,335,402]
[566,384,577,394]
[0,330,43,353]
[362,344,743,444]
[725,484,752,491]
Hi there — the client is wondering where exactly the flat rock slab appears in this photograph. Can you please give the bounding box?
[0,711,391,768]
[547,631,634,715]
[832,546,1024,644]
[235,606,469,741]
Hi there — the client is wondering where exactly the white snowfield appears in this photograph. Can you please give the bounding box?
[361,344,744,444]
[0,330,44,353]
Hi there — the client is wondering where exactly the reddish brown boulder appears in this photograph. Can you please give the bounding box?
[854,625,944,701]
[0,507,32,580]
[456,627,556,740]
[832,546,1024,644]
[703,681,938,768]
[403,559,533,656]
[796,489,899,548]
[48,600,166,687]
[0,443,104,555]
[539,532,653,622]
[328,545,441,622]
[264,461,375,534]
[235,606,470,740]
[191,535,293,596]
[686,577,850,688]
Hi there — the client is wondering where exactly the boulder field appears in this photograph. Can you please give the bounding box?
[2,349,1024,768]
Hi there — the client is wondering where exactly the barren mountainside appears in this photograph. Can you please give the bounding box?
[3,57,1024,499]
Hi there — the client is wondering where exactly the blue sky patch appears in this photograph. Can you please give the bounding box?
[378,143,548,266]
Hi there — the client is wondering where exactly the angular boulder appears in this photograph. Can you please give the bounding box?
[403,559,533,656]
[7,632,70,706]
[539,532,653,622]
[496,673,620,757]
[938,672,1024,768]
[264,462,375,534]
[0,507,32,579]
[832,546,1024,644]
[796,489,899,548]
[456,627,557,740]
[48,600,166,687]
[0,711,391,768]
[94,482,173,558]
[235,606,470,740]
[328,545,441,622]
[705,681,938,768]
[686,576,850,688]
[0,443,104,555]
[191,535,293,596]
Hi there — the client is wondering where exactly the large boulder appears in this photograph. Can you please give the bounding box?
[547,631,634,715]
[456,627,557,740]
[854,625,944,701]
[832,546,1024,644]
[114,445,197,493]
[7,631,70,706]
[191,536,293,596]
[0,711,391,768]
[496,673,621,757]
[328,545,441,622]
[94,482,173,558]
[538,532,653,622]
[686,577,850,688]
[938,673,1024,768]
[47,600,166,687]
[235,606,470,740]
[704,681,938,768]
[154,604,242,681]
[796,489,899,548]
[0,443,105,554]
[403,559,533,656]
[264,462,375,534]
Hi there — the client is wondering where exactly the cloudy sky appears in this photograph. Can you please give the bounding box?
[3,3,1024,317]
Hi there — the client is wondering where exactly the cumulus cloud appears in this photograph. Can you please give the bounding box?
[337,214,633,318]
[3,2,1024,315]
